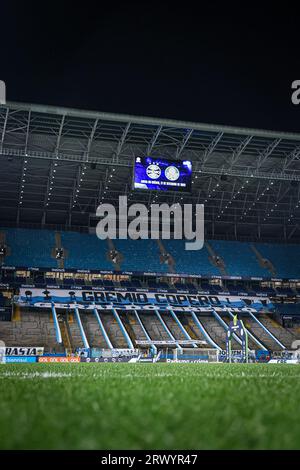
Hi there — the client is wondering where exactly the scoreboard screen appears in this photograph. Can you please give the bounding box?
[133,156,192,192]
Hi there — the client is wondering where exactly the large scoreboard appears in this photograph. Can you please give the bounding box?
[133,156,192,192]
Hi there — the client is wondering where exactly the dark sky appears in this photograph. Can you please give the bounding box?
[1,3,300,131]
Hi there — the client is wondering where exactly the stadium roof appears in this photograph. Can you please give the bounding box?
[0,101,300,242]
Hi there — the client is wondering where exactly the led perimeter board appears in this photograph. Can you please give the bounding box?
[133,156,192,192]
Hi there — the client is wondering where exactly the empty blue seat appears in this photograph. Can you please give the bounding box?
[1,227,299,278]
[60,231,112,270]
[256,242,300,278]
[114,239,165,272]
[163,240,219,276]
[4,228,56,268]
[209,240,267,277]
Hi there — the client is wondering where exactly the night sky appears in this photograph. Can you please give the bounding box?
[1,3,299,131]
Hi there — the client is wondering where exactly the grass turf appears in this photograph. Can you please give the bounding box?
[0,362,300,450]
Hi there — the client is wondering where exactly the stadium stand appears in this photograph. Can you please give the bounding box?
[99,311,128,348]
[1,226,300,357]
[80,313,108,349]
[2,304,297,353]
[137,312,171,342]
[163,240,219,276]
[275,285,295,296]
[118,312,139,347]
[256,313,297,348]
[161,312,188,342]
[185,312,224,349]
[2,228,113,270]
[256,243,300,278]
[1,280,299,354]
[67,313,85,349]
[114,239,165,272]
[123,311,151,345]
[209,240,268,277]
[60,231,113,270]
[189,314,228,349]
[275,303,300,318]
[242,315,284,351]
[174,282,197,293]
[148,280,169,290]
[3,228,57,268]
[249,283,276,296]
[0,309,64,352]
[225,281,249,295]
[2,227,300,279]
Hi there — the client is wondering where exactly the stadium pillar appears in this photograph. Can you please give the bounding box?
[93,307,113,349]
[51,303,62,344]
[74,306,90,349]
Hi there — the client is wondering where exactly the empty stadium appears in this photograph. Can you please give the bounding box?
[1,101,300,450]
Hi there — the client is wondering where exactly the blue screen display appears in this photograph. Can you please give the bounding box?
[133,157,192,192]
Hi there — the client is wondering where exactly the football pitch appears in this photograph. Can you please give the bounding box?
[0,362,300,450]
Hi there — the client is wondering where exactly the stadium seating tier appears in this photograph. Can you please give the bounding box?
[1,228,299,278]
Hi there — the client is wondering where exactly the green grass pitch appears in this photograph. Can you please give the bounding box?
[0,362,300,450]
